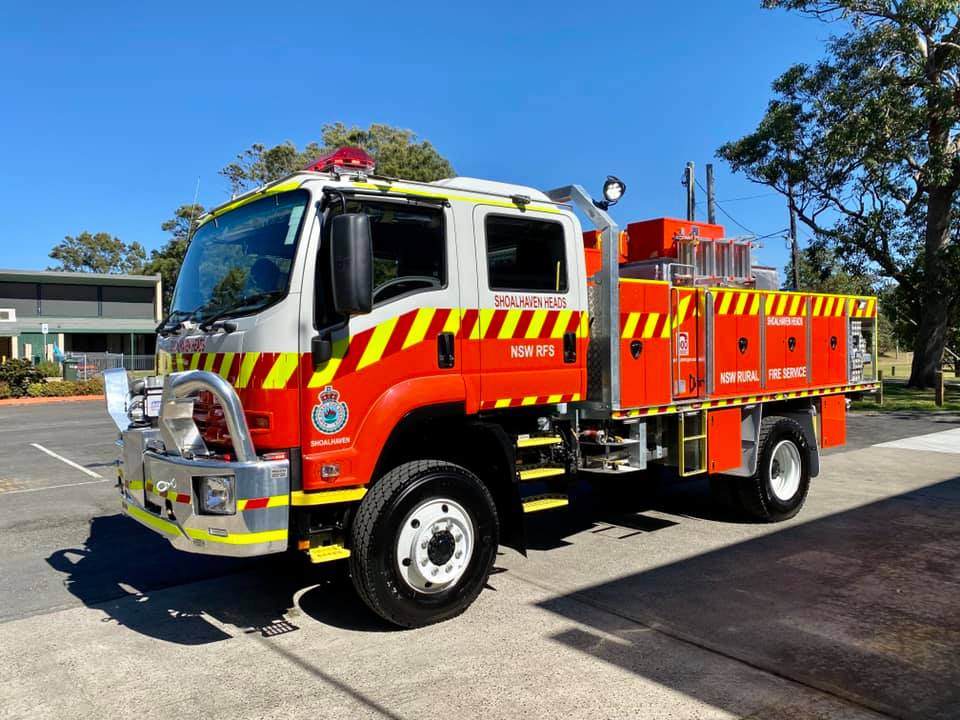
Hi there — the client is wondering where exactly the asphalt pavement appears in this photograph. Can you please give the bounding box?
[0,400,958,719]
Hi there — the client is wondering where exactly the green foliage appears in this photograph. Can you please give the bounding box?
[0,382,12,400]
[25,379,103,398]
[48,231,146,274]
[141,203,204,314]
[783,239,878,294]
[718,1,960,387]
[36,359,62,378]
[220,122,454,195]
[0,359,46,397]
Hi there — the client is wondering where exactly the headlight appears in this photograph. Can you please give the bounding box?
[198,476,235,515]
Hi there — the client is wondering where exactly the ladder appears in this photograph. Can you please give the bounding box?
[678,410,707,477]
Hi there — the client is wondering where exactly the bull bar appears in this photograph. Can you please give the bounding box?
[111,369,291,558]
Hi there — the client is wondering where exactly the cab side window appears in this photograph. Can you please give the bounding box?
[485,215,568,293]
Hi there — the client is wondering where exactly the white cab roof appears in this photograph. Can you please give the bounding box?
[430,177,552,203]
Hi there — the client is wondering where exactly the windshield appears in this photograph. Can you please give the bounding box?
[170,189,309,323]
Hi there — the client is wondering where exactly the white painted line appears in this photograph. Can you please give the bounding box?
[29,443,104,478]
[874,428,960,455]
[1,478,111,495]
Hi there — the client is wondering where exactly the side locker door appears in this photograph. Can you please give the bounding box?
[472,205,584,409]
[671,286,705,400]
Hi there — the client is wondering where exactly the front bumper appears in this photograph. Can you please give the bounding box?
[114,369,290,558]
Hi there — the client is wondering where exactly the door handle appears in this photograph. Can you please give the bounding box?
[563,331,577,363]
[437,332,455,368]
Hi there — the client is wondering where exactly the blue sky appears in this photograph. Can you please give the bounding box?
[0,1,835,275]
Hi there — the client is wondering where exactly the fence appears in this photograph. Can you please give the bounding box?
[65,352,155,379]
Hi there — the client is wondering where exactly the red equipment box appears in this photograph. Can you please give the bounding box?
[625,218,725,262]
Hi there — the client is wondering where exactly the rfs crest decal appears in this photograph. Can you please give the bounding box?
[311,385,349,435]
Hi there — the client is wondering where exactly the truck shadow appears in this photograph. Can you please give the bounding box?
[534,475,960,720]
[46,514,390,644]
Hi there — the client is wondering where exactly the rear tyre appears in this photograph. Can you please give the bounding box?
[734,415,810,522]
[349,460,499,628]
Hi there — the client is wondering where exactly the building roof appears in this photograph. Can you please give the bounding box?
[0,269,161,286]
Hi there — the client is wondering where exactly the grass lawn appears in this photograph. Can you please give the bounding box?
[851,378,960,413]
[869,352,958,380]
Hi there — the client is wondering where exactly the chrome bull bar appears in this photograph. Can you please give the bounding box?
[113,369,291,558]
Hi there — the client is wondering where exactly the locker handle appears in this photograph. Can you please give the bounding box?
[788,336,797,352]
[738,337,748,354]
[630,340,643,359]
[830,335,838,350]
[437,332,455,368]
[563,331,577,363]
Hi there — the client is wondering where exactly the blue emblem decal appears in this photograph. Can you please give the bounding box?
[311,385,349,435]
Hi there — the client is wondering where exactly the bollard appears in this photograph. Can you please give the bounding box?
[891,365,895,377]
[935,370,944,407]
[877,370,884,406]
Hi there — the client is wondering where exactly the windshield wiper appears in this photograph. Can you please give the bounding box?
[156,309,191,336]
[198,291,286,332]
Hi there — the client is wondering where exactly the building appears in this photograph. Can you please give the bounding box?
[0,269,161,363]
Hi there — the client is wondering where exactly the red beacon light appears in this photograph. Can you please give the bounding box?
[304,146,376,174]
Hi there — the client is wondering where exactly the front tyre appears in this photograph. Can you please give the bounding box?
[349,460,499,628]
[734,415,811,522]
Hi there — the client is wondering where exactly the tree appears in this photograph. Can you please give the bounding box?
[718,1,960,388]
[141,203,204,314]
[783,238,878,294]
[48,232,145,274]
[221,122,454,195]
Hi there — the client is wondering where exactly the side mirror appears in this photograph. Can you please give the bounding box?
[330,213,373,316]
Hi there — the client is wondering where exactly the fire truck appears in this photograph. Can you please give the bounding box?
[104,147,878,627]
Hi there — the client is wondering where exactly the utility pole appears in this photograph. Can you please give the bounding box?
[706,163,716,225]
[684,161,696,221]
[788,185,800,290]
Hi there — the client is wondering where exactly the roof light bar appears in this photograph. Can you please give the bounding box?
[304,147,376,174]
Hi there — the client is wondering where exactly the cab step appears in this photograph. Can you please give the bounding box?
[522,494,570,513]
[308,544,351,563]
[518,466,566,482]
[516,435,563,449]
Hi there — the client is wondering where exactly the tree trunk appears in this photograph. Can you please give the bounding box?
[908,187,954,388]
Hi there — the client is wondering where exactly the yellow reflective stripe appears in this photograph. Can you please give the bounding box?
[788,296,802,316]
[549,309,572,339]
[237,494,291,510]
[127,480,144,490]
[236,352,260,389]
[308,337,349,387]
[764,295,775,315]
[351,182,563,215]
[824,297,835,316]
[673,294,691,329]
[775,295,788,316]
[547,394,564,403]
[475,308,496,339]
[866,298,876,316]
[262,352,299,389]
[719,292,734,315]
[525,309,549,339]
[218,352,235,379]
[622,312,640,339]
[735,293,749,315]
[835,297,846,316]
[442,308,461,336]
[813,296,824,316]
[403,307,435,349]
[494,398,511,408]
[579,312,589,338]
[189,352,202,370]
[521,396,538,406]
[199,180,302,226]
[748,294,760,315]
[498,309,522,339]
[125,502,180,537]
[202,353,216,372]
[570,393,581,402]
[642,313,660,339]
[291,488,367,506]
[357,316,398,371]
[184,527,287,545]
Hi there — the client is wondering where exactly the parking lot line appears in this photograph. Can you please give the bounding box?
[29,443,104,479]
[873,427,960,454]
[1,478,111,495]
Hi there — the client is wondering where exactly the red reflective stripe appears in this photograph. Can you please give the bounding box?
[243,497,269,510]
[175,493,190,504]
[513,310,534,339]
[485,310,507,339]
[460,309,478,338]
[383,310,416,358]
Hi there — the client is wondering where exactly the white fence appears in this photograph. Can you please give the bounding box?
[65,353,155,379]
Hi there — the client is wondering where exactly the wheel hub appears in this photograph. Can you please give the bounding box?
[396,498,474,594]
[769,440,801,502]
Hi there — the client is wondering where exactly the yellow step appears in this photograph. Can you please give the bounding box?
[517,435,563,449]
[518,466,566,481]
[523,495,569,514]
[308,544,351,563]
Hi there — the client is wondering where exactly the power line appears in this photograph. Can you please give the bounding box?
[695,179,757,236]
[717,192,777,203]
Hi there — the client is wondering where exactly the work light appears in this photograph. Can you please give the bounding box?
[594,175,627,210]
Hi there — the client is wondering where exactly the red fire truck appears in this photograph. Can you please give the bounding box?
[104,147,878,627]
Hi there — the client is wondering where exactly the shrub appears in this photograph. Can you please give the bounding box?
[25,378,104,397]
[0,381,12,399]
[36,360,62,378]
[0,359,46,397]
